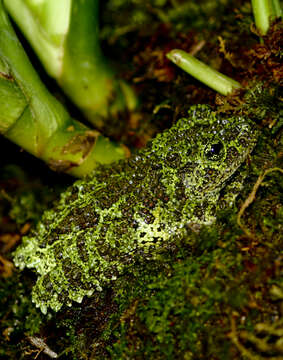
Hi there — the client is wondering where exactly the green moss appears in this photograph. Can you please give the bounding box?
[0,273,45,358]
[111,249,241,358]
[0,163,68,228]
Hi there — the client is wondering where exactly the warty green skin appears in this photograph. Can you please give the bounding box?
[13,105,258,314]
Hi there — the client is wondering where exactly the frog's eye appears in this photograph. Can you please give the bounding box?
[204,141,224,161]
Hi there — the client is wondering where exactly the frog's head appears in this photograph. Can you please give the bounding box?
[154,105,258,196]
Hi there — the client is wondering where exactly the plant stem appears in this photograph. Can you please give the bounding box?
[166,49,241,96]
[4,0,138,128]
[271,0,282,16]
[0,0,128,177]
[251,0,282,35]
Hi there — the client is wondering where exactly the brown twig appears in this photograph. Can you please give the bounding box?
[237,167,283,238]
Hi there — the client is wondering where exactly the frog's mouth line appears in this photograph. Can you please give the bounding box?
[225,138,257,176]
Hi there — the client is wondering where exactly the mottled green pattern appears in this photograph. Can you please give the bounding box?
[13,105,258,314]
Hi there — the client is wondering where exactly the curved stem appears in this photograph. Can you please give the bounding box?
[0,0,128,177]
[167,49,241,96]
[4,0,138,128]
[251,0,282,35]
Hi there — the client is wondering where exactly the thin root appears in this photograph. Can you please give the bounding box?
[237,167,283,238]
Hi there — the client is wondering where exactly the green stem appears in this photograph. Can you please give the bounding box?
[251,0,282,35]
[4,0,138,128]
[0,0,127,177]
[166,49,241,96]
[271,0,282,16]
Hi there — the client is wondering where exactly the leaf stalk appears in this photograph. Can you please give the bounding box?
[166,49,241,96]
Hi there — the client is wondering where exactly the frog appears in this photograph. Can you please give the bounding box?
[13,104,258,314]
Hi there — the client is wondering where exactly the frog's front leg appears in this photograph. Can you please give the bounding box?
[218,168,248,210]
[184,168,248,232]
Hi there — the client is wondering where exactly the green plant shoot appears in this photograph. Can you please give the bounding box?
[0,0,128,177]
[251,0,282,35]
[4,0,138,129]
[166,49,241,96]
